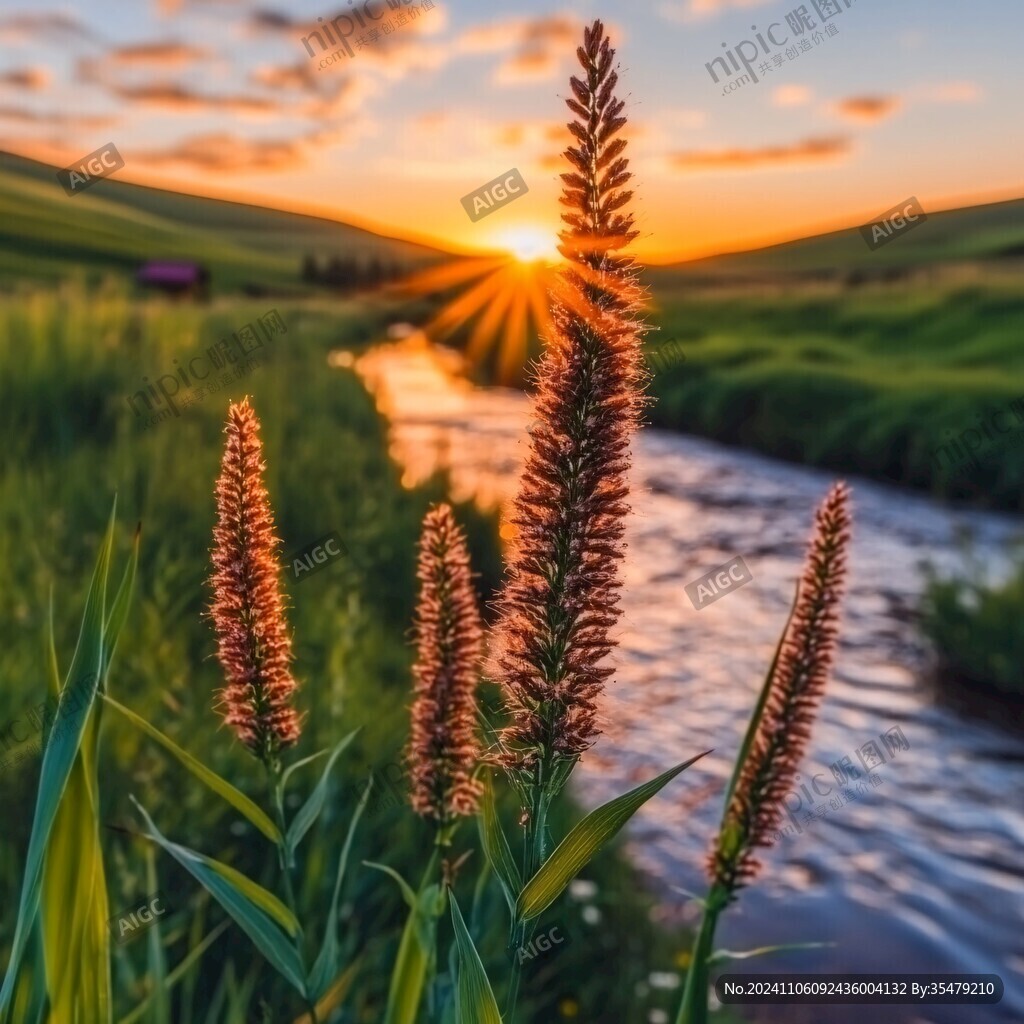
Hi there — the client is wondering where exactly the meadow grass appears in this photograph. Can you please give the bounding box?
[0,285,699,1023]
[643,270,1024,511]
[920,549,1024,710]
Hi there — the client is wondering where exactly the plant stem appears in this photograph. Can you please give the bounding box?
[270,759,299,905]
[505,765,551,1022]
[267,757,318,1024]
[674,886,727,1024]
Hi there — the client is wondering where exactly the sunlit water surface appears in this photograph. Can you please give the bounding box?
[350,336,1024,1024]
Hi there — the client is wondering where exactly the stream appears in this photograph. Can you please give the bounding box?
[351,333,1024,1024]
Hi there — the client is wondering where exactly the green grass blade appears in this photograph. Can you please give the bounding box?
[144,848,170,1024]
[8,917,47,1024]
[706,941,833,965]
[365,862,417,911]
[293,958,361,1024]
[281,749,329,789]
[41,736,111,1024]
[449,893,502,1024]
[130,799,307,998]
[104,696,281,844]
[0,515,114,1016]
[286,729,359,855]
[46,590,60,699]
[102,522,141,689]
[477,779,521,922]
[384,909,431,1024]
[116,921,231,1024]
[37,516,137,1024]
[307,777,372,1002]
[517,751,711,922]
[371,852,441,1024]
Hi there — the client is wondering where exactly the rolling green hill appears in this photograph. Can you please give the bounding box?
[0,150,452,293]
[647,195,1024,287]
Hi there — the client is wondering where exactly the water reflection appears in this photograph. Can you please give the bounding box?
[352,335,1024,1024]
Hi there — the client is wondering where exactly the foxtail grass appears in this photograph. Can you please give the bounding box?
[676,482,853,1024]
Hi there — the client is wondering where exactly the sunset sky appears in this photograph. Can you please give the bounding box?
[0,0,1020,262]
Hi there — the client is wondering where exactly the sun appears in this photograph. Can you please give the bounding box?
[493,225,561,264]
[391,225,567,384]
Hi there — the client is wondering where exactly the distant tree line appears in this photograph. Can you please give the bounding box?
[301,254,406,291]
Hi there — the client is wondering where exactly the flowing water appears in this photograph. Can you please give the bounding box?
[351,334,1024,1024]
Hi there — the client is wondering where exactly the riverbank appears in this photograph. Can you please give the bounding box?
[642,265,1024,513]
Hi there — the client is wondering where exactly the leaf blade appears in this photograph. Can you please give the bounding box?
[0,512,114,1016]
[130,799,307,998]
[307,777,372,1002]
[517,751,711,921]
[103,696,281,844]
[286,729,359,855]
[449,892,502,1024]
[478,778,521,923]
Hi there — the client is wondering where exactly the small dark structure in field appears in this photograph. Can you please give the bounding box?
[136,261,210,300]
[301,253,404,292]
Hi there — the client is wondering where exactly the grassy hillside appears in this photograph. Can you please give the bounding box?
[0,151,451,293]
[647,195,1024,283]
[644,267,1024,510]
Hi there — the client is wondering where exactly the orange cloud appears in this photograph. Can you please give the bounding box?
[252,63,319,91]
[109,42,208,68]
[0,67,49,90]
[491,119,566,149]
[134,131,325,172]
[110,82,280,116]
[0,13,91,43]
[0,104,115,130]
[773,84,812,107]
[457,15,590,85]
[671,135,850,172]
[834,95,900,122]
[250,6,447,79]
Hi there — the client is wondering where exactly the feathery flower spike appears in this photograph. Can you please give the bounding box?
[209,397,300,761]
[709,482,852,899]
[407,504,484,827]
[492,19,648,774]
